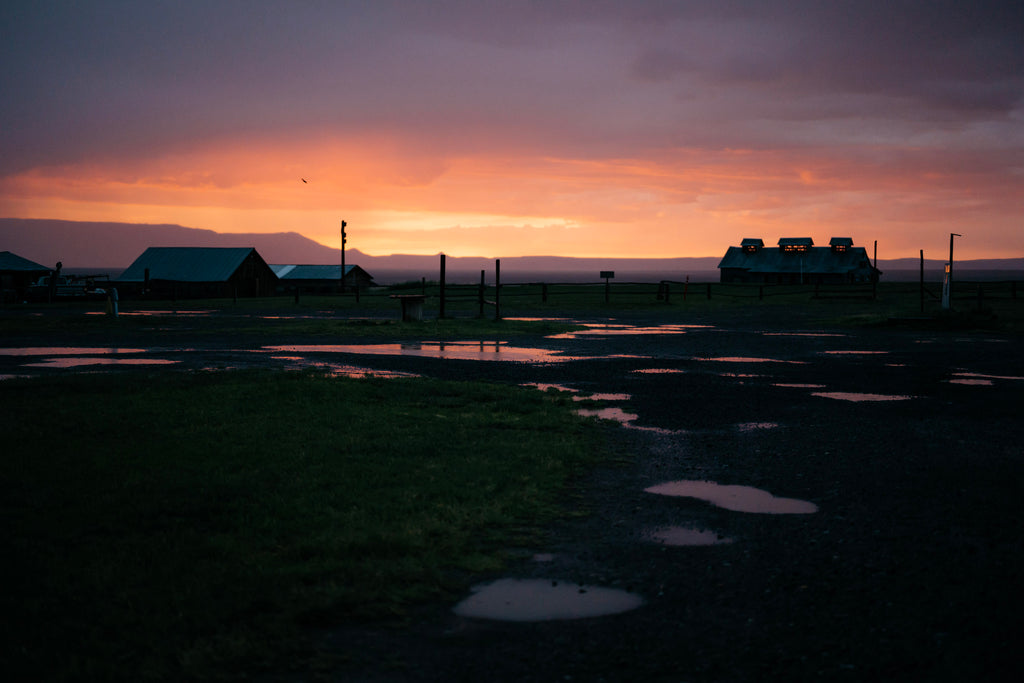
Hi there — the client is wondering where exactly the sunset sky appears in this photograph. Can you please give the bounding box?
[2,1,1022,259]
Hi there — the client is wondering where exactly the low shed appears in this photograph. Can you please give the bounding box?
[271,264,375,292]
[118,247,278,298]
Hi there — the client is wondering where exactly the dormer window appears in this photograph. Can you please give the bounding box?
[830,237,854,254]
[741,238,764,254]
[779,237,813,253]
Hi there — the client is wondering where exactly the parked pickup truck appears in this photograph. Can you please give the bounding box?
[27,274,109,301]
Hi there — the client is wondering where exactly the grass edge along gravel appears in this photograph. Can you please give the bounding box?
[0,369,606,681]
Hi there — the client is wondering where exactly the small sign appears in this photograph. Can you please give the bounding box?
[600,271,615,279]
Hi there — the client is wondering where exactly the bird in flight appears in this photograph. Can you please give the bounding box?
[301,178,308,183]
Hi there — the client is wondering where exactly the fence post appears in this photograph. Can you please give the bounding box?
[439,254,446,319]
[479,269,485,318]
[495,259,501,321]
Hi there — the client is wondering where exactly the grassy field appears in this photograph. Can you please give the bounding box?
[1,370,601,681]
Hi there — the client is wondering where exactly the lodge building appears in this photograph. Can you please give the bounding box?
[718,237,879,284]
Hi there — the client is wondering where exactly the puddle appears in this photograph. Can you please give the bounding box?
[645,480,818,514]
[547,323,712,339]
[576,407,639,424]
[0,347,147,356]
[698,357,807,364]
[522,383,579,393]
[811,392,914,402]
[643,526,734,546]
[822,350,888,355]
[576,392,631,402]
[263,342,581,363]
[773,383,826,389]
[452,578,644,621]
[632,368,686,375]
[735,422,779,431]
[948,378,993,386]
[521,384,630,402]
[24,358,179,368]
[952,372,1024,382]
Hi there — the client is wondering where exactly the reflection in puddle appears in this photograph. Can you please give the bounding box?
[522,383,579,393]
[774,383,826,389]
[453,578,644,621]
[736,422,779,431]
[632,368,686,375]
[547,323,712,339]
[576,407,639,424]
[948,378,993,386]
[822,350,888,355]
[811,392,914,402]
[264,342,580,363]
[699,357,807,364]
[577,392,631,402]
[644,527,734,546]
[645,480,818,514]
[952,372,1024,382]
[24,358,179,368]
[0,347,147,356]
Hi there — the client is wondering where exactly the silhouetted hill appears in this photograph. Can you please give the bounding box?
[0,218,341,268]
[2,218,1021,283]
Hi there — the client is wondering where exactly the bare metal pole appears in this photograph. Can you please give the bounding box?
[949,232,961,307]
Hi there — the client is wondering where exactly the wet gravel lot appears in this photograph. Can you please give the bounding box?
[3,308,1023,682]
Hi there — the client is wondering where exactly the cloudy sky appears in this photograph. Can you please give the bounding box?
[2,1,1022,259]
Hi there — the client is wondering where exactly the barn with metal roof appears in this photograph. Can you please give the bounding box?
[718,237,879,284]
[270,264,375,293]
[118,247,278,298]
[0,251,51,303]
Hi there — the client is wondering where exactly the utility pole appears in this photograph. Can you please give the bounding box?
[943,233,961,310]
[340,219,347,292]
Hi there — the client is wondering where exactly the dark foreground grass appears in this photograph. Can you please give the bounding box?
[0,370,601,681]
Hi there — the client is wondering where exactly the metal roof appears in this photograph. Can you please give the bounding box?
[118,247,261,282]
[270,264,362,280]
[0,251,50,272]
[718,245,875,274]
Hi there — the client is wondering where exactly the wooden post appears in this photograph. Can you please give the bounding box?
[494,259,501,320]
[439,254,446,319]
[479,269,485,318]
[920,250,925,313]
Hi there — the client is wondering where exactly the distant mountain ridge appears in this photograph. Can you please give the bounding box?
[2,218,1021,283]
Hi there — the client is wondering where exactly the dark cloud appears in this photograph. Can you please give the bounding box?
[1,1,1021,175]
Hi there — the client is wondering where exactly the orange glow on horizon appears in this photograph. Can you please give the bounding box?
[2,134,1022,261]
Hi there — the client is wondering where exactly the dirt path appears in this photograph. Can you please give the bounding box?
[5,309,1023,681]
[258,319,1023,682]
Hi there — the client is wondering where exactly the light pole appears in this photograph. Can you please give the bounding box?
[340,219,347,292]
